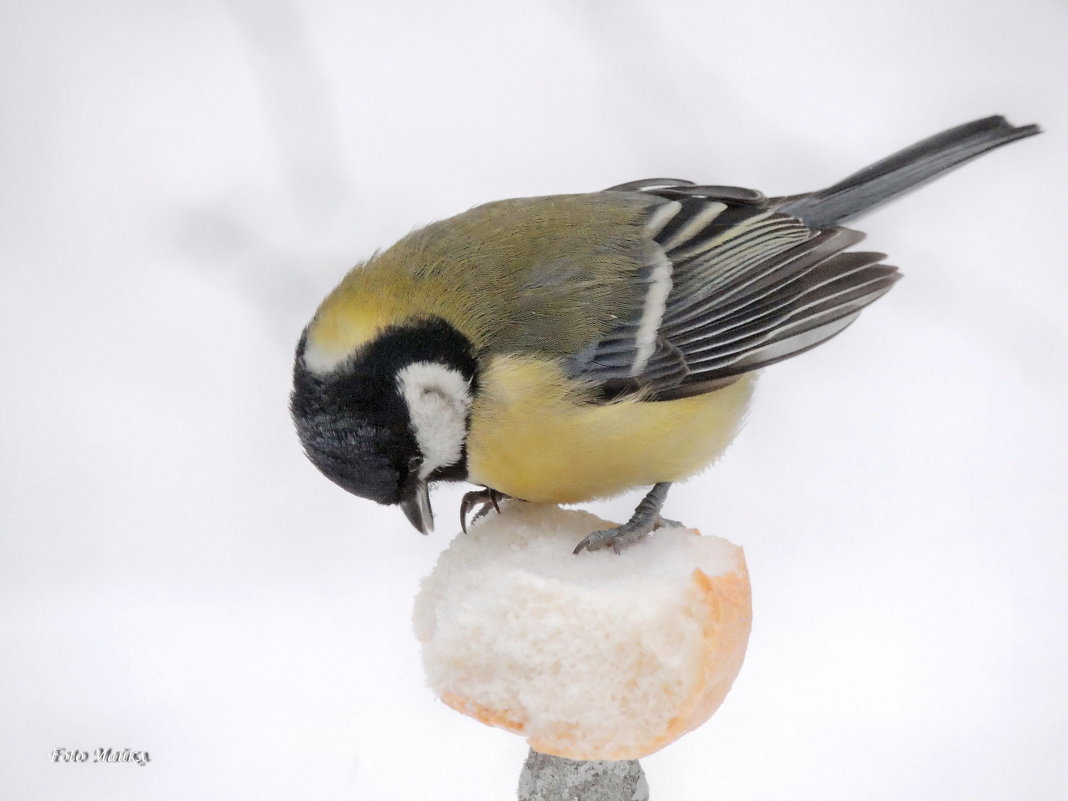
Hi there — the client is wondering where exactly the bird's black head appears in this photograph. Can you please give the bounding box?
[290,317,479,534]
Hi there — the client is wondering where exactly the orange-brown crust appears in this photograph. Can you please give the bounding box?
[441,692,528,734]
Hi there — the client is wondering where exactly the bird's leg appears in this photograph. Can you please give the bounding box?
[460,487,511,533]
[573,482,679,554]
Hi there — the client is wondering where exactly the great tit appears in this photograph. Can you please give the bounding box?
[291,115,1039,553]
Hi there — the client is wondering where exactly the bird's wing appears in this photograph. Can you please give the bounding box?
[565,181,901,400]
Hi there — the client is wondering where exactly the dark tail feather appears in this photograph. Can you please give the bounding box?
[778,115,1040,229]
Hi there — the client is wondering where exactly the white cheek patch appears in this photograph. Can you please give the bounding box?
[396,362,473,480]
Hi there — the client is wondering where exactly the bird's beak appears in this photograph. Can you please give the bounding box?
[400,478,434,535]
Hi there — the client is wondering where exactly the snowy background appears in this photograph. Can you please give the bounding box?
[2,1,1066,799]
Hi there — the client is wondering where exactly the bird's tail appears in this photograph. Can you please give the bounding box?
[777,115,1040,229]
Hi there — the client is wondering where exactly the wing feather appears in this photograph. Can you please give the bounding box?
[566,183,901,400]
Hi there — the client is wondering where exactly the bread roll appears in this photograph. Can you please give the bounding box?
[413,502,751,760]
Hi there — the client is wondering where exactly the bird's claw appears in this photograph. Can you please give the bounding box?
[460,488,509,533]
[572,515,680,555]
[573,482,677,554]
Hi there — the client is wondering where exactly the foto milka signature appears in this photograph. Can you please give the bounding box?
[52,748,150,767]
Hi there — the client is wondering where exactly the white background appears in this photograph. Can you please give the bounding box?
[2,1,1066,799]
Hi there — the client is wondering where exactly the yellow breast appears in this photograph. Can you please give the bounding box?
[466,356,755,503]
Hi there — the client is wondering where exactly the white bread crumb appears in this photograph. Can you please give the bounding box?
[413,502,751,759]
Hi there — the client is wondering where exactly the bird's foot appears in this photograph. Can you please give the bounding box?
[572,515,680,554]
[460,487,510,533]
[573,482,679,554]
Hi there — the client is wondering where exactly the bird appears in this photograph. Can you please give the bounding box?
[290,115,1039,553]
